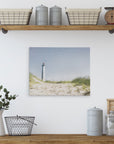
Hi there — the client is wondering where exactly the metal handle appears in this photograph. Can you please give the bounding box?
[16,115,37,126]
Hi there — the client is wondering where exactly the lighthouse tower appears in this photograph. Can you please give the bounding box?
[41,62,45,81]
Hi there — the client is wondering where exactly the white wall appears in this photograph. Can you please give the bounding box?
[0,0,114,134]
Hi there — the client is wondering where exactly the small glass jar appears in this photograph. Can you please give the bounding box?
[106,111,114,135]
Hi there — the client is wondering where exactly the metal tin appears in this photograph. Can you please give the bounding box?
[87,107,103,136]
[35,5,48,25]
[50,5,62,25]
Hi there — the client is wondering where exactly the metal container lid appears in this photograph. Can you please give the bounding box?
[36,4,48,9]
[88,107,102,112]
[50,5,62,10]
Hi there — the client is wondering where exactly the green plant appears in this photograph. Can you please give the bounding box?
[0,85,17,110]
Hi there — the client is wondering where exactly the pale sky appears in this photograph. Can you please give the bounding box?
[29,47,90,81]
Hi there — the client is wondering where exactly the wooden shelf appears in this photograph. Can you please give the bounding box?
[0,134,114,144]
[1,25,114,34]
[0,25,114,30]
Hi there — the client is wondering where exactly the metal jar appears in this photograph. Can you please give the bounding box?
[87,107,103,136]
[50,5,62,25]
[35,5,48,25]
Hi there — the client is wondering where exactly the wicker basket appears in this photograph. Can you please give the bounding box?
[0,8,32,25]
[5,116,35,136]
[66,8,101,25]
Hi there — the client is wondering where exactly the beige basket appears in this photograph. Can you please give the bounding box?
[0,8,32,25]
[66,8,101,25]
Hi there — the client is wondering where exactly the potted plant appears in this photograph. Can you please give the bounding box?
[0,85,17,136]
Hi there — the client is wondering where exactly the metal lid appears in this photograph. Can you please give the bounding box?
[36,4,48,9]
[88,107,102,111]
[50,5,61,9]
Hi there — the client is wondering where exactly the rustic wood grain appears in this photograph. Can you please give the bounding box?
[0,25,114,31]
[0,134,114,144]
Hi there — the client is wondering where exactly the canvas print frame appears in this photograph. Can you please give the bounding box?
[29,47,90,96]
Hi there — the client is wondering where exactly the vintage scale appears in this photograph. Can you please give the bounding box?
[105,7,114,25]
[105,7,114,33]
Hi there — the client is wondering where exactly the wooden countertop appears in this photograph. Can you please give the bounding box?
[0,134,114,144]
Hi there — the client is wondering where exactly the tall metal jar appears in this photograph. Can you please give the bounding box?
[35,5,48,25]
[87,107,103,136]
[50,6,62,25]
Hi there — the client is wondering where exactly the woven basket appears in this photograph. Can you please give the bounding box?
[66,8,101,25]
[0,8,32,25]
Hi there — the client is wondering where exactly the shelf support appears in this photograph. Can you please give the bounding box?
[109,29,114,34]
[1,28,8,34]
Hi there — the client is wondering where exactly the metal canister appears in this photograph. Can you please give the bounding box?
[35,5,48,25]
[87,107,103,136]
[50,5,62,25]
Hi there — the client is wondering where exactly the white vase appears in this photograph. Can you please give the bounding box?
[0,110,5,136]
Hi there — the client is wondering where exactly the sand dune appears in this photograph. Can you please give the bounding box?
[30,82,89,96]
[29,74,90,96]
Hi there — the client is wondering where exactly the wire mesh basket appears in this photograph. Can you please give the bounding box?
[0,8,33,25]
[5,116,36,136]
[65,8,101,25]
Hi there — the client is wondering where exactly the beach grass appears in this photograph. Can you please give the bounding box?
[29,73,41,87]
[30,73,90,87]
[72,77,90,86]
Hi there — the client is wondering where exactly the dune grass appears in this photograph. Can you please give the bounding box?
[29,73,90,89]
[46,77,90,86]
[72,77,90,86]
[29,73,41,87]
[45,80,71,84]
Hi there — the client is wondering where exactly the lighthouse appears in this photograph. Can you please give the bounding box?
[41,62,45,81]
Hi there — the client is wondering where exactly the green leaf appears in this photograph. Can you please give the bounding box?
[2,99,5,102]
[0,101,3,108]
[13,95,16,100]
[5,94,8,99]
[5,106,9,109]
[3,102,10,107]
[4,88,7,93]
[6,91,9,95]
[6,102,9,106]
[3,103,6,106]
[13,97,16,100]
[0,85,3,90]
[8,98,11,101]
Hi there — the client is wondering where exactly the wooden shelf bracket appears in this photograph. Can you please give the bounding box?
[1,28,8,34]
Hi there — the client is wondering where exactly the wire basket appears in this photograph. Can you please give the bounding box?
[5,116,36,136]
[0,8,33,25]
[65,8,101,25]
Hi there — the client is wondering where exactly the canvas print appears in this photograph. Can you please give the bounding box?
[29,47,90,96]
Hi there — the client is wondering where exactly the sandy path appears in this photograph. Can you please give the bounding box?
[30,82,89,96]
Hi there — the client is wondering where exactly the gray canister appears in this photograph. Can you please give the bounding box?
[35,5,48,25]
[50,5,62,25]
[87,107,103,136]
